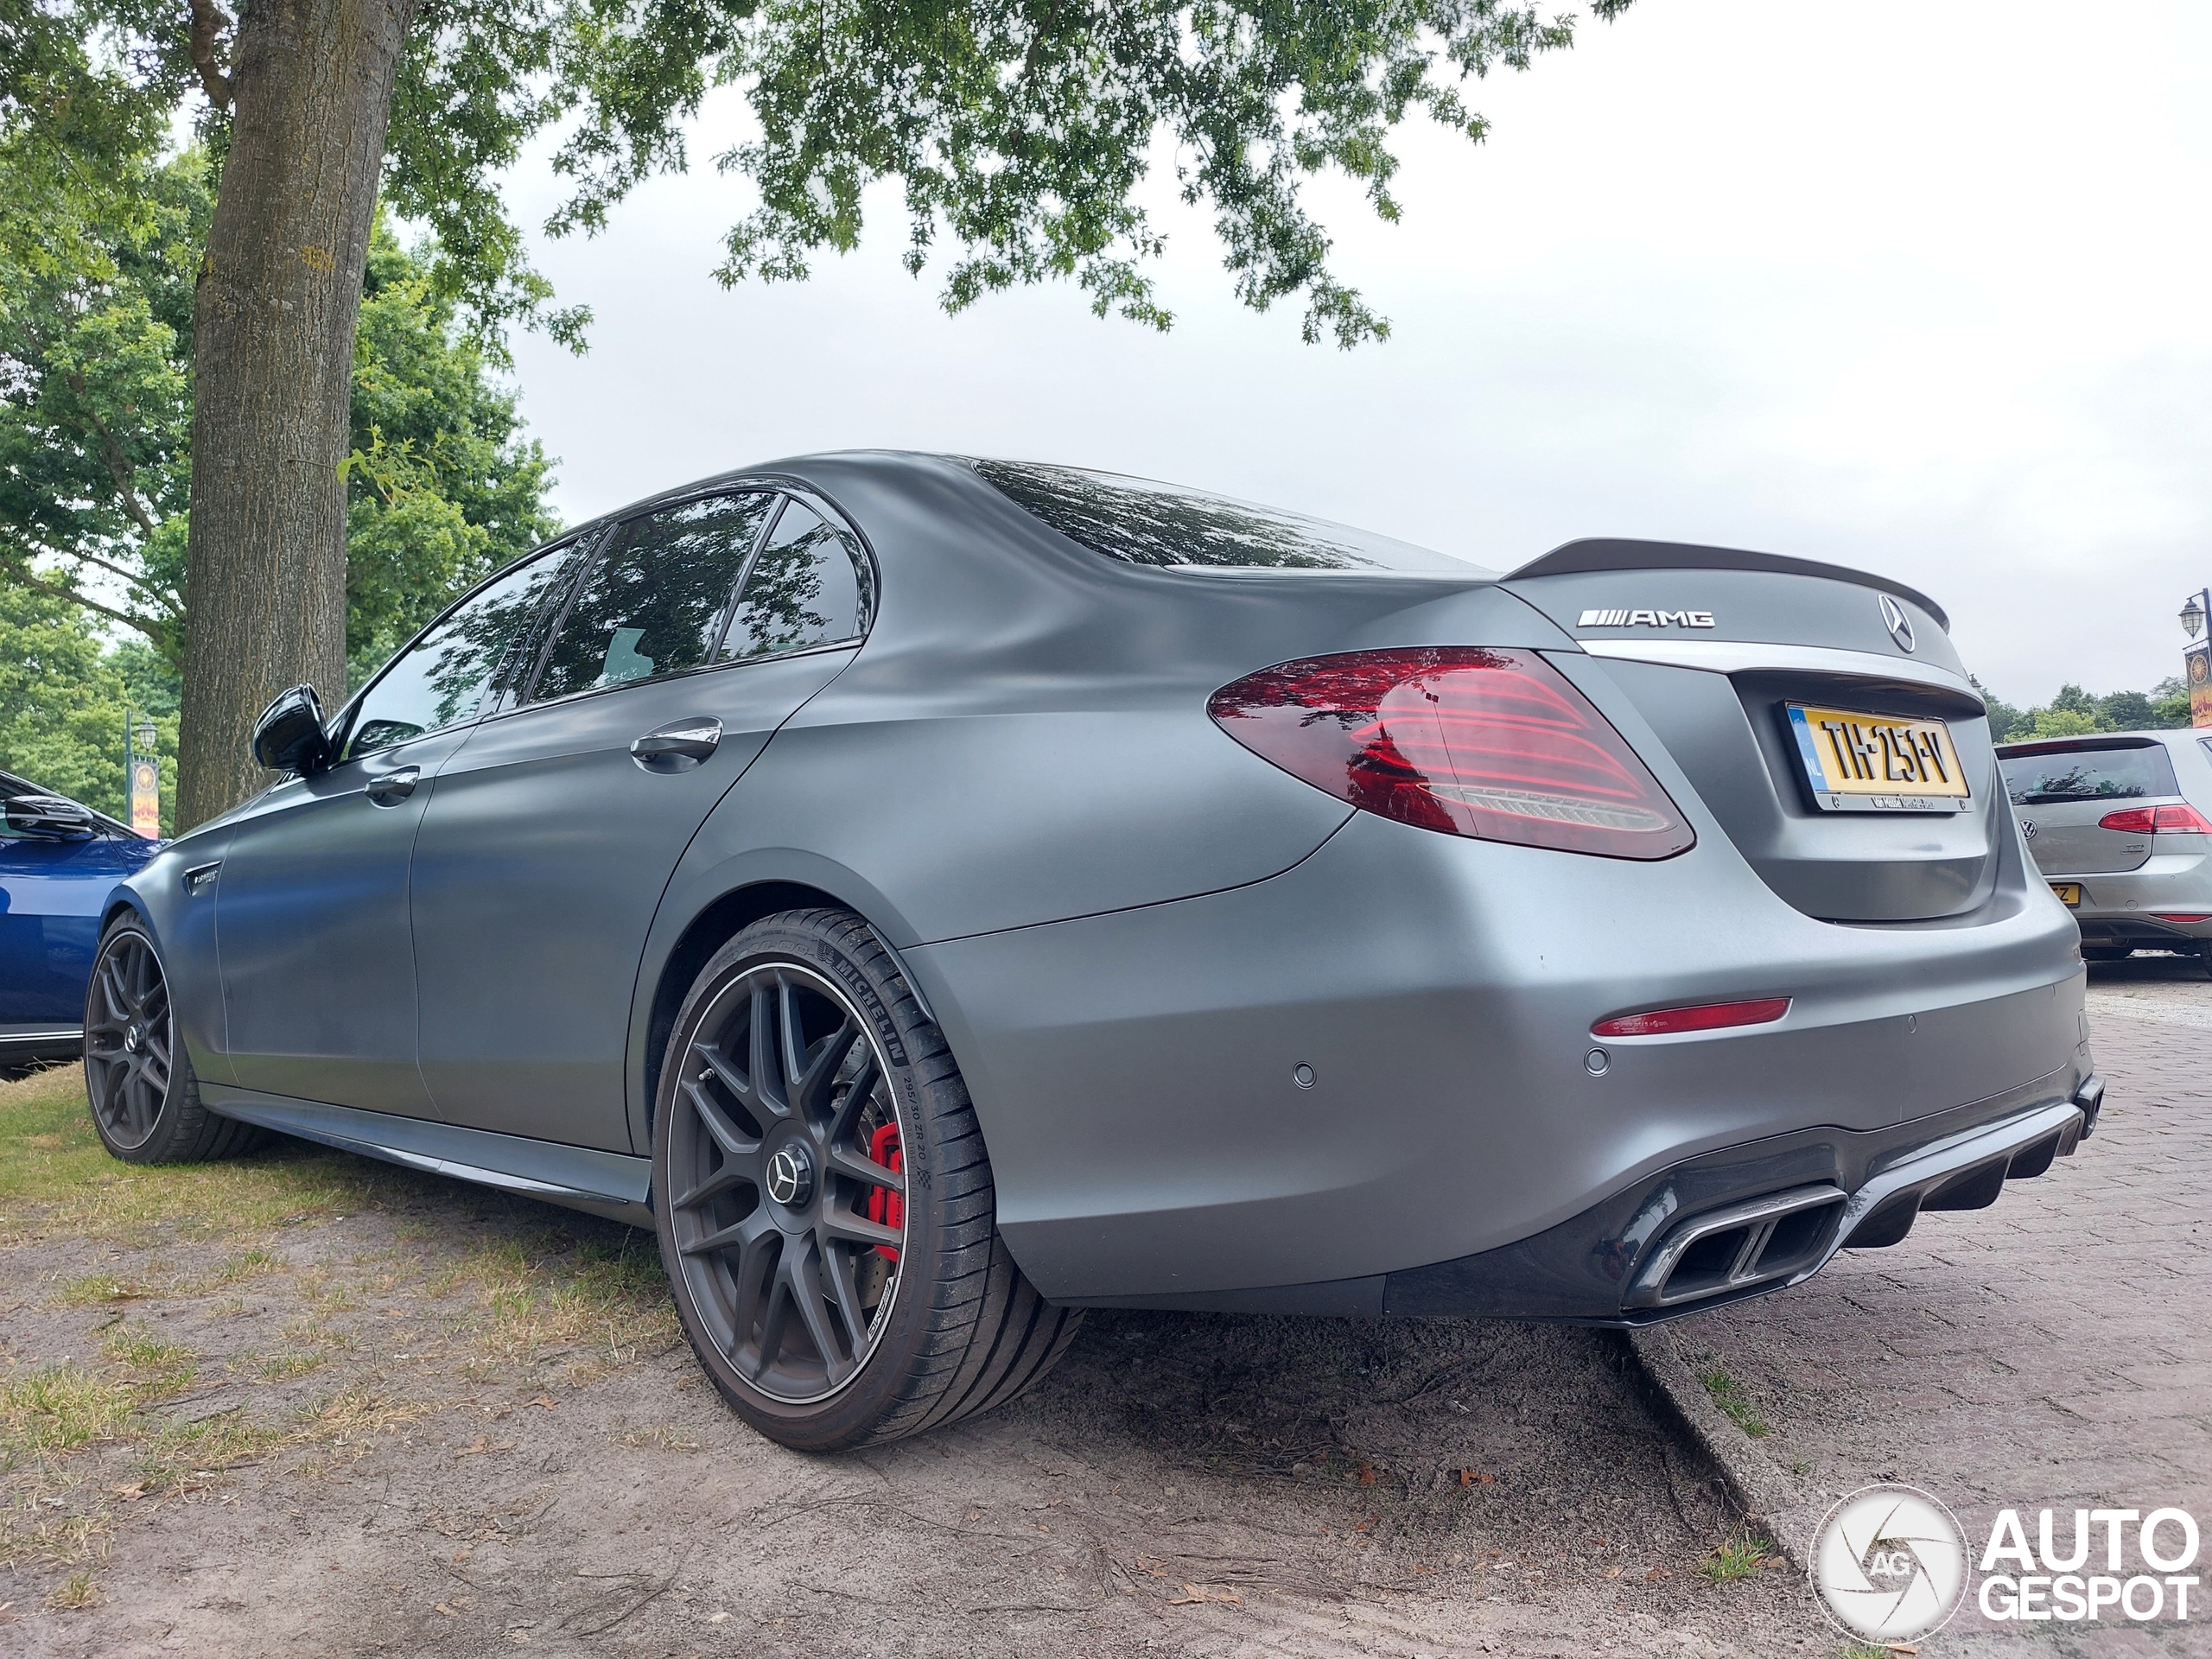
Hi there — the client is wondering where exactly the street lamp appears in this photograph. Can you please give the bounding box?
[2184,594,2206,641]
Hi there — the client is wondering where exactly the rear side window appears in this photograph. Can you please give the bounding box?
[971,458,1492,575]
[342,542,579,761]
[532,493,776,702]
[1999,742,2180,804]
[720,499,874,661]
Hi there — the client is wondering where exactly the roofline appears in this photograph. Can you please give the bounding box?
[1509,537,1950,632]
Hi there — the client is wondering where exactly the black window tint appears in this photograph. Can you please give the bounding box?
[533,493,776,702]
[1999,743,2180,804]
[342,544,576,762]
[721,499,873,660]
[971,458,1493,575]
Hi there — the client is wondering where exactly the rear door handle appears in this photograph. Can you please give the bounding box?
[364,767,420,804]
[630,719,722,772]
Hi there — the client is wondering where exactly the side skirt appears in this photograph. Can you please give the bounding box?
[201,1084,653,1227]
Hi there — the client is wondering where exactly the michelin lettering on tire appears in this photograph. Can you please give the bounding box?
[1809,1483,1970,1643]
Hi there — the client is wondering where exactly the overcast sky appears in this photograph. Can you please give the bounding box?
[501,0,2211,709]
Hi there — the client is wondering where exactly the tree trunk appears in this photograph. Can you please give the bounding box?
[176,0,420,830]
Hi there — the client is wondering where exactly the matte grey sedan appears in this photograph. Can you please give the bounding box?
[2000,729,2212,967]
[92,454,2099,1449]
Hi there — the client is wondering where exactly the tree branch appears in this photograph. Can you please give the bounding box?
[0,561,176,655]
[62,371,162,540]
[188,0,235,111]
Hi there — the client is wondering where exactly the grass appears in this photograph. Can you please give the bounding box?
[0,1064,385,1245]
[1697,1367,1771,1438]
[0,1365,138,1459]
[46,1570,99,1609]
[100,1329,197,1400]
[1698,1535,1773,1586]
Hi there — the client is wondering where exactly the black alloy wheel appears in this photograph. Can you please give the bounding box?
[85,925,173,1152]
[663,959,907,1402]
[654,909,1083,1450]
[83,917,263,1165]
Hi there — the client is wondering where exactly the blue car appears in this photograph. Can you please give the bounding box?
[0,771,161,1066]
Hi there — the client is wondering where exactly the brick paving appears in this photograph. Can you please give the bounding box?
[1648,955,2212,1654]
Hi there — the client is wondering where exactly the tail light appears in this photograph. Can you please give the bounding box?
[2098,804,2212,834]
[1208,647,1694,860]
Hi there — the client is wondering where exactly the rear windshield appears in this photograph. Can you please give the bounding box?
[1999,742,2179,804]
[971,459,1494,576]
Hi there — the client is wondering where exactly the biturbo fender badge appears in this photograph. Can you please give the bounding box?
[1879,592,1917,652]
[1576,608,1715,628]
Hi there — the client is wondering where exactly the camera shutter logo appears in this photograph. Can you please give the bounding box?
[1810,1484,1970,1642]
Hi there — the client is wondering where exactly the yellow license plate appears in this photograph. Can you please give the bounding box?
[2050,882,2082,906]
[1785,704,1971,813]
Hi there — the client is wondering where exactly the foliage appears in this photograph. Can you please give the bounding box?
[344,221,558,682]
[12,3,1637,355]
[0,581,176,832]
[0,131,556,685]
[1981,678,2189,743]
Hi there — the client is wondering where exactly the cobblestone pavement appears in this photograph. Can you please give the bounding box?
[1649,951,2212,1655]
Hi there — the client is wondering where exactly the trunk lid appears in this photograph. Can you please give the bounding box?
[1503,541,1998,923]
[1996,739,2177,874]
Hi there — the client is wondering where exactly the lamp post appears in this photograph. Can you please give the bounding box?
[2184,590,2212,730]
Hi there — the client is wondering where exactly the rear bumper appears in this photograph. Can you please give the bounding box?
[2047,853,2212,939]
[1078,1072,2102,1320]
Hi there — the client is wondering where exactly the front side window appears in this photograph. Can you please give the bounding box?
[721,499,874,661]
[1999,741,2180,804]
[532,493,776,702]
[342,543,579,762]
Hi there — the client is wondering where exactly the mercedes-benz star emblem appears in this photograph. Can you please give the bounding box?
[1879,593,1917,653]
[766,1144,815,1208]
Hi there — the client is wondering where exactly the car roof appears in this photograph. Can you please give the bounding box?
[1995,730,2202,756]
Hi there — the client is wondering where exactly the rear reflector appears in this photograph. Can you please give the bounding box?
[2098,804,2212,834]
[1592,997,1792,1039]
[2151,912,2212,924]
[1207,647,1694,860]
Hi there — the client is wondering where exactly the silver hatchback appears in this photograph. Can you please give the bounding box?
[1999,730,2212,964]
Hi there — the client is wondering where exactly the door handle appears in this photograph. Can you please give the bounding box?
[364,767,420,805]
[630,719,722,772]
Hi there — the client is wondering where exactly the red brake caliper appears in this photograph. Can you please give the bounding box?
[867,1123,903,1262]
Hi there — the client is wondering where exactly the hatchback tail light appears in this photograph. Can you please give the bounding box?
[1207,647,1694,859]
[2097,804,2212,834]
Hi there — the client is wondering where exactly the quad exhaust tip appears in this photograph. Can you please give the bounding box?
[1624,1077,2102,1314]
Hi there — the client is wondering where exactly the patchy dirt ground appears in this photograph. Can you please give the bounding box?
[0,1064,1843,1656]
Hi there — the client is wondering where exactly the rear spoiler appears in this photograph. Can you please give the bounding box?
[1509,538,1949,632]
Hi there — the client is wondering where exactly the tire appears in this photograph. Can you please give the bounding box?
[83,916,264,1164]
[652,907,1082,1451]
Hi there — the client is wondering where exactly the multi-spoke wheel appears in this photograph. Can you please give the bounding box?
[83,917,263,1164]
[653,908,1084,1450]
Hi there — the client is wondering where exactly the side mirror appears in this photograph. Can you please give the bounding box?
[251,684,333,775]
[2,794,99,841]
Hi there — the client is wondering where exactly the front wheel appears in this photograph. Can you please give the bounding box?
[652,908,1081,1451]
[84,917,263,1163]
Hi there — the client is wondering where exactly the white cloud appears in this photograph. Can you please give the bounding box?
[505,0,2212,708]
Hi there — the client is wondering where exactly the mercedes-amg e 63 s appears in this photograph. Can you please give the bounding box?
[89,454,2098,1449]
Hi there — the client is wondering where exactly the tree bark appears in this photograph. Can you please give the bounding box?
[176,0,420,829]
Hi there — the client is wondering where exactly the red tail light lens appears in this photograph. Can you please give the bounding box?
[1592,997,1792,1039]
[2152,912,2212,924]
[1208,647,1694,859]
[2099,804,2212,834]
